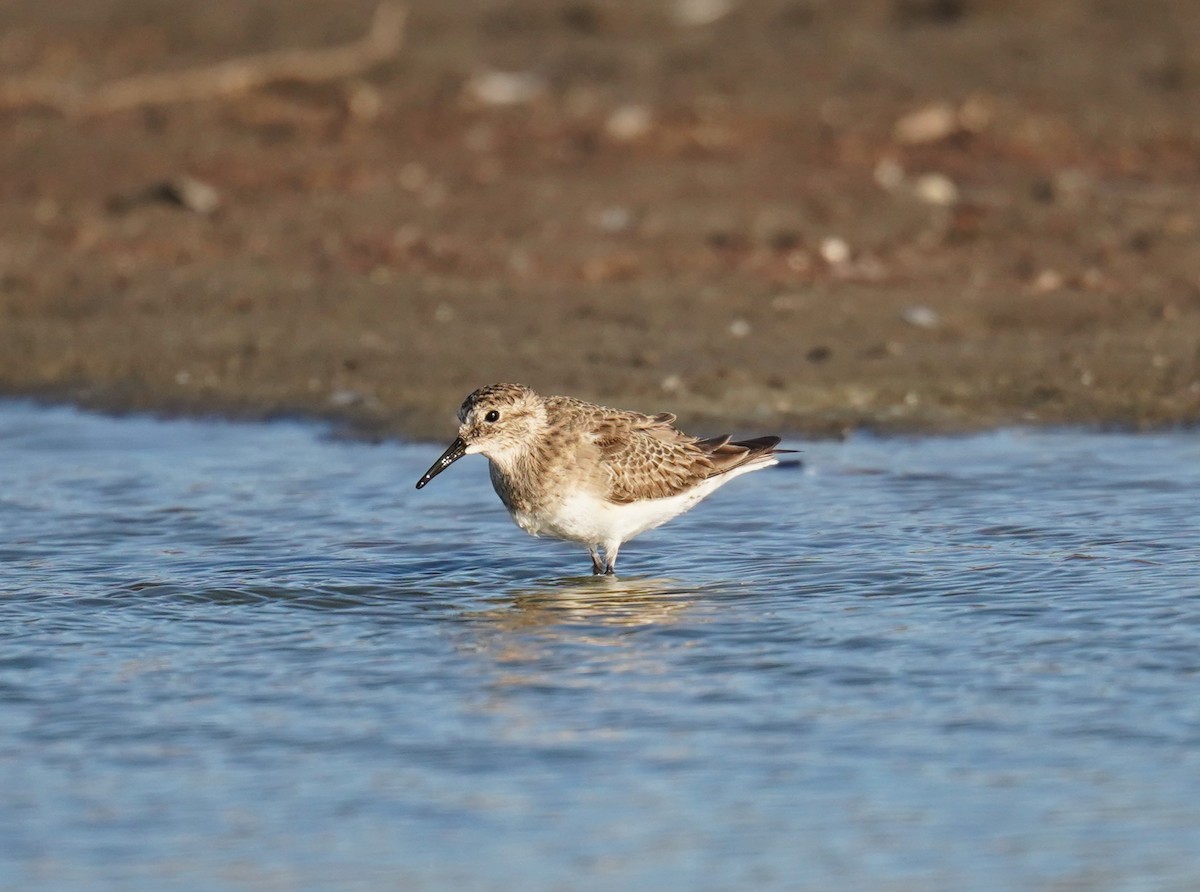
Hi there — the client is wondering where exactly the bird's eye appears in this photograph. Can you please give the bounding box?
[484,410,500,423]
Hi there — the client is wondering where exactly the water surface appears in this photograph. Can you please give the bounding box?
[1,403,1198,891]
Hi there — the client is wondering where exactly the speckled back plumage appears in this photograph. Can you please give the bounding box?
[537,392,783,504]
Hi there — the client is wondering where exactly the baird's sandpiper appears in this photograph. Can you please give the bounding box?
[415,383,792,575]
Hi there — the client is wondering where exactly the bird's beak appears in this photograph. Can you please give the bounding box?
[415,436,468,489]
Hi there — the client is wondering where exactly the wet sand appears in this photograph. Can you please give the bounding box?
[1,0,1198,440]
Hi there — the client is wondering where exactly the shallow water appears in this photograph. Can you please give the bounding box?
[1,402,1198,891]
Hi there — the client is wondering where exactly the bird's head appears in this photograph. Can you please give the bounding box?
[415,383,545,488]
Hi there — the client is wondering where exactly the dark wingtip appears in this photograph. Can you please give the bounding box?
[731,436,794,454]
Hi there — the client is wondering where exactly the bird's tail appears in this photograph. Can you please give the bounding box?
[697,435,797,475]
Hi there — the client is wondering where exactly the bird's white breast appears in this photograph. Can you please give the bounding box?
[509,475,731,547]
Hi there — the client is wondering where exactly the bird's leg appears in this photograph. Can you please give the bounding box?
[602,541,620,576]
[589,547,604,575]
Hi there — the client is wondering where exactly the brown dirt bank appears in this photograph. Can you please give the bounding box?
[1,0,1198,441]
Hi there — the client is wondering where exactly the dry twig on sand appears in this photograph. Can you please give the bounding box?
[0,2,406,117]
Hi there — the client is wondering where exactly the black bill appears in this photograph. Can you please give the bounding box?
[415,437,468,489]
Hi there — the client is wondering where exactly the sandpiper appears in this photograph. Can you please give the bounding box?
[415,383,791,575]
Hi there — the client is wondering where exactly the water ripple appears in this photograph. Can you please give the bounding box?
[1,404,1199,890]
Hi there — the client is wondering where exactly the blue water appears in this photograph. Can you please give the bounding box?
[1,402,1198,891]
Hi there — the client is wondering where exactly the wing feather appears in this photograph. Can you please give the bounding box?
[596,426,781,503]
[544,395,783,504]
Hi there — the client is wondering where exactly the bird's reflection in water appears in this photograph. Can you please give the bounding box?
[459,576,706,714]
[469,574,695,632]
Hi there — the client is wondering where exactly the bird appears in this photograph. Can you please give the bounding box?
[415,383,792,575]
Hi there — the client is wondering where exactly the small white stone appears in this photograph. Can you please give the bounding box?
[605,105,653,142]
[911,172,959,206]
[1032,269,1064,292]
[874,156,906,192]
[729,318,752,338]
[163,176,220,214]
[345,80,382,121]
[900,305,940,329]
[595,206,634,233]
[894,102,958,145]
[673,0,734,27]
[464,70,545,106]
[819,237,851,265]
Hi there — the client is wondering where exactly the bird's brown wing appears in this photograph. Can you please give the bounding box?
[591,415,781,504]
[544,395,781,503]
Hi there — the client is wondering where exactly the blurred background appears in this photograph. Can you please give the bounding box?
[4,7,1200,890]
[1,0,1197,437]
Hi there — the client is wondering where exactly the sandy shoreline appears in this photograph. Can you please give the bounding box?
[2,0,1198,441]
